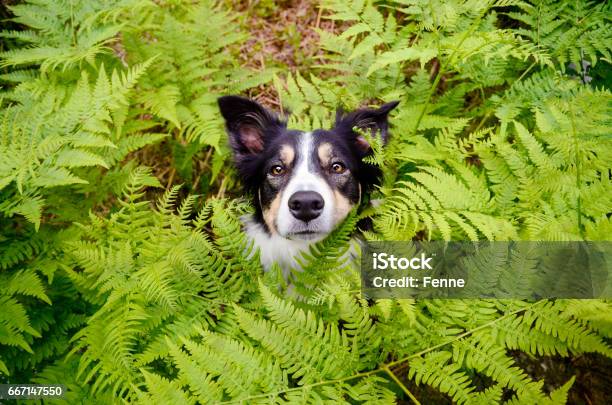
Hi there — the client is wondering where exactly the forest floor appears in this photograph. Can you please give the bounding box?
[232,0,346,108]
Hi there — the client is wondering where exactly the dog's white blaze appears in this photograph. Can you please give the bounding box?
[276,132,335,239]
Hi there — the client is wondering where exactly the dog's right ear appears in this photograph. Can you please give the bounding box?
[218,96,284,158]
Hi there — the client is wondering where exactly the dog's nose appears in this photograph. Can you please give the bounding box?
[288,191,324,222]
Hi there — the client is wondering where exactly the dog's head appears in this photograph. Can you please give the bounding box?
[218,96,398,241]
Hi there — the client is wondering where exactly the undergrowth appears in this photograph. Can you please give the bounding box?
[1,0,611,403]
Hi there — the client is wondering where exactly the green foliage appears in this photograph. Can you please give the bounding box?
[0,61,154,228]
[506,0,611,74]
[0,0,255,384]
[1,0,611,404]
[121,1,272,148]
[60,168,259,399]
[0,0,147,72]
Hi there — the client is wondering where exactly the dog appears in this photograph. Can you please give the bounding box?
[218,96,398,278]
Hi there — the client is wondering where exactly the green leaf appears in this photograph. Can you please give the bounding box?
[367,47,437,76]
[56,149,109,169]
[32,167,88,188]
[13,195,44,230]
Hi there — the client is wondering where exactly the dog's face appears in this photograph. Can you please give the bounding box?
[218,96,398,241]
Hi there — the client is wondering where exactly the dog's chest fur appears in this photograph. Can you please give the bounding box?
[243,215,315,278]
[243,214,361,281]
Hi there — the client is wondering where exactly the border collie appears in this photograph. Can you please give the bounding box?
[218,96,398,276]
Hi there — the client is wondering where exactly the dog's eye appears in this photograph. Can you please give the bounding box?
[331,162,346,174]
[270,165,285,176]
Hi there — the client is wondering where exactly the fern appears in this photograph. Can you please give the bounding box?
[57,169,259,399]
[0,0,147,72]
[507,0,611,73]
[0,60,154,227]
[1,1,611,404]
[121,1,271,148]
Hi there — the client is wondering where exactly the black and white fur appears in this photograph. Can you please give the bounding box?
[218,96,398,274]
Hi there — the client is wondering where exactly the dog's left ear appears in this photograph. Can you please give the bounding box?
[334,100,399,154]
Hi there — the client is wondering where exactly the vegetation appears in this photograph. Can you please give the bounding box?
[1,0,610,403]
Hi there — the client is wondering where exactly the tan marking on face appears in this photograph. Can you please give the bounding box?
[279,144,295,167]
[333,190,353,223]
[263,193,282,234]
[318,142,333,167]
